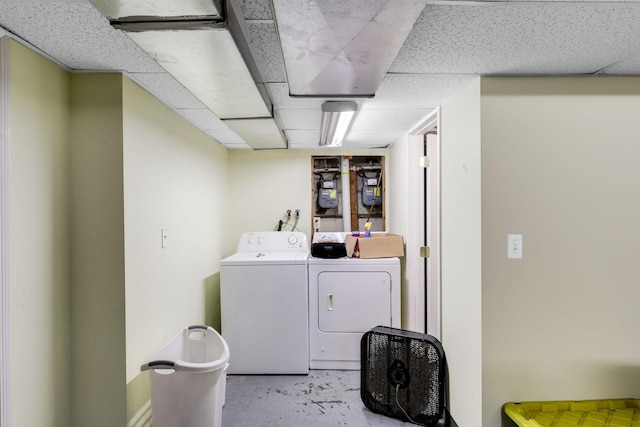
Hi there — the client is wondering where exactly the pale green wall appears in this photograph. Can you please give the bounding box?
[68,73,231,426]
[439,78,484,426]
[122,76,229,384]
[8,39,72,427]
[6,39,230,425]
[227,148,388,254]
[69,72,127,427]
[440,76,640,426]
[480,77,640,426]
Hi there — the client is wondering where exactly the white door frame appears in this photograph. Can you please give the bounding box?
[406,109,441,338]
[0,36,12,427]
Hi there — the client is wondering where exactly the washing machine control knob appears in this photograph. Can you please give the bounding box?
[288,235,298,245]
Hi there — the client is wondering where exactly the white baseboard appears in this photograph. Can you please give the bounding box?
[128,400,152,427]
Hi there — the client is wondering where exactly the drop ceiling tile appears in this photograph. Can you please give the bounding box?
[345,129,405,148]
[598,54,640,74]
[178,109,228,130]
[391,4,640,75]
[240,0,273,20]
[205,129,251,147]
[89,0,221,19]
[247,21,287,83]
[0,1,164,72]
[278,109,321,130]
[352,109,431,131]
[225,118,287,149]
[130,72,208,109]
[224,144,253,150]
[365,74,478,110]
[127,29,271,119]
[285,129,320,146]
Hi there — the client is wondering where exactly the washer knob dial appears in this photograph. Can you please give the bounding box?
[288,235,298,245]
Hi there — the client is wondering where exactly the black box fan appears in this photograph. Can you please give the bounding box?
[361,326,458,426]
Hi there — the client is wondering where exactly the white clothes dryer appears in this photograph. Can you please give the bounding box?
[221,231,309,374]
[308,253,400,370]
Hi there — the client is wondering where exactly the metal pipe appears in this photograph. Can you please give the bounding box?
[341,157,352,232]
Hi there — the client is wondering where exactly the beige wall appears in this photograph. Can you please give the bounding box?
[439,78,484,426]
[481,77,640,426]
[8,39,72,427]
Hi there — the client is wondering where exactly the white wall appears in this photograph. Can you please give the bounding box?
[8,39,71,427]
[439,78,484,426]
[388,135,411,328]
[480,77,640,426]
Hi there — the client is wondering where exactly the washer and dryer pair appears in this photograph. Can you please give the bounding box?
[220,231,400,375]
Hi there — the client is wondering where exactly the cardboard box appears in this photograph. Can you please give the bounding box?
[344,233,404,259]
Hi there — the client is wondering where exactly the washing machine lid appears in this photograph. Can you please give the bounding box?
[221,251,310,266]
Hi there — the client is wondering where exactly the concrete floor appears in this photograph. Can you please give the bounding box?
[221,370,413,426]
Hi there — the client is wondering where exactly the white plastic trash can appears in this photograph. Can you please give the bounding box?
[141,325,230,427]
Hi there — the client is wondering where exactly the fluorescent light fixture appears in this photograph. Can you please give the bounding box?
[320,101,357,147]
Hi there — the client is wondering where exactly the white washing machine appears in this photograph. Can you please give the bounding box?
[221,231,309,375]
[308,234,400,370]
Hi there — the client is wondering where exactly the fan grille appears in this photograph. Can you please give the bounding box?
[361,327,445,425]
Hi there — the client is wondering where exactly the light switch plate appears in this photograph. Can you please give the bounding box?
[161,228,168,249]
[507,234,523,259]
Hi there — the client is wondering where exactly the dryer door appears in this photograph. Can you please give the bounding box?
[317,271,391,333]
